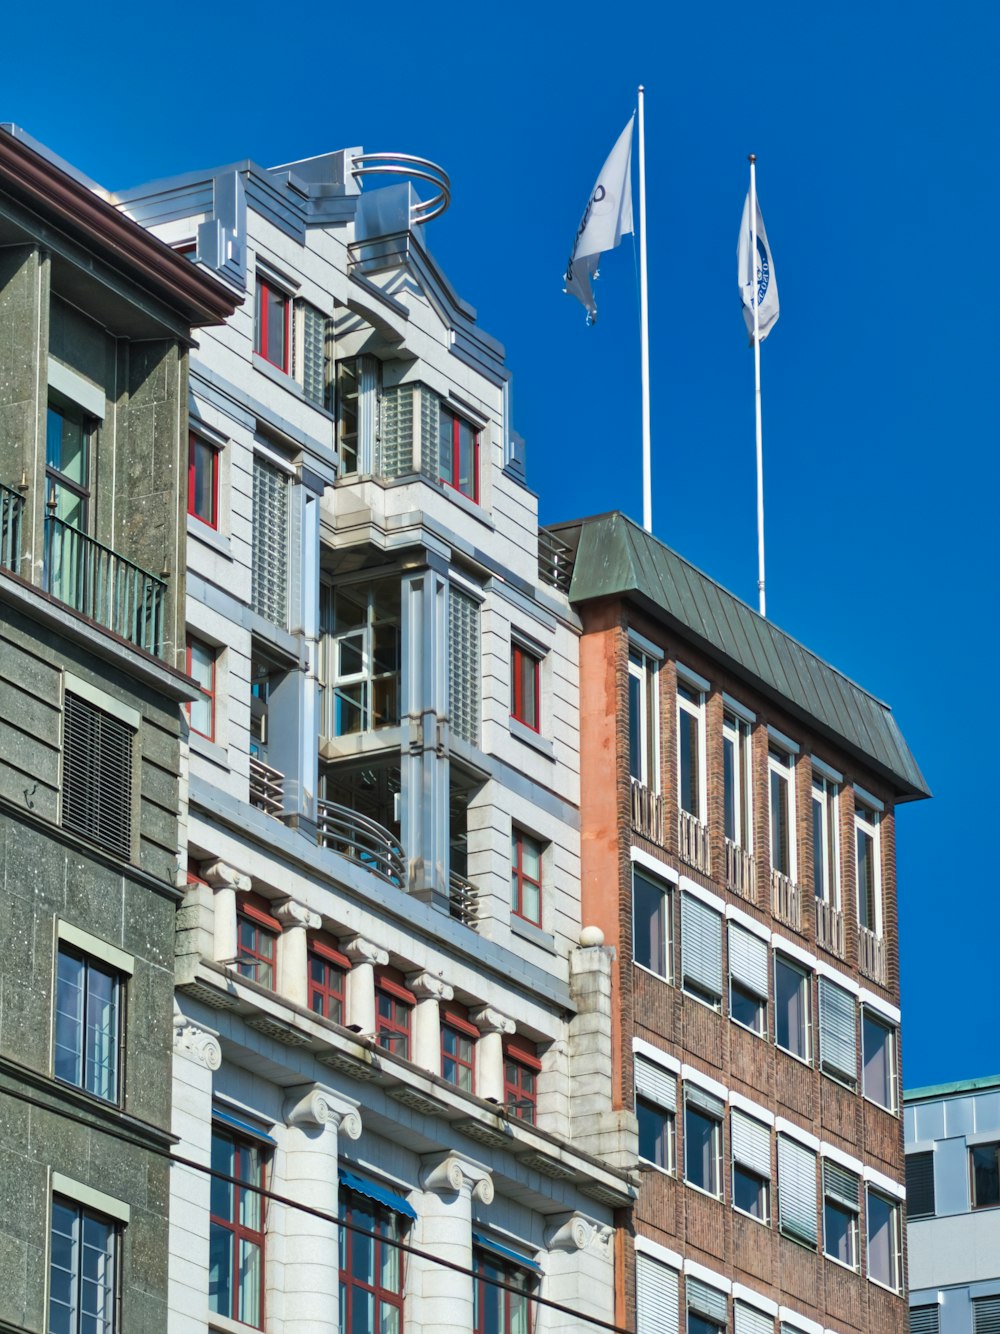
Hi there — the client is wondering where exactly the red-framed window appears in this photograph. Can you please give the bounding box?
[503,1035,541,1125]
[308,937,350,1025]
[510,643,541,731]
[188,431,219,528]
[339,1188,405,1334]
[236,894,280,990]
[375,970,414,1059]
[254,274,290,372]
[474,1248,535,1334]
[186,636,216,740]
[511,829,543,927]
[209,1128,266,1328]
[439,403,479,502]
[441,1004,477,1093]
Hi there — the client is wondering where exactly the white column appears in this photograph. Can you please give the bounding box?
[471,1006,515,1106]
[202,859,251,963]
[275,900,322,1009]
[343,936,388,1035]
[412,1152,493,1334]
[538,1213,615,1333]
[406,972,453,1073]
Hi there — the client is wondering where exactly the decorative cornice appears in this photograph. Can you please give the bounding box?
[420,1151,493,1204]
[471,1006,516,1036]
[274,900,322,931]
[283,1083,362,1140]
[201,860,252,894]
[343,936,389,968]
[172,1014,222,1071]
[406,971,454,1003]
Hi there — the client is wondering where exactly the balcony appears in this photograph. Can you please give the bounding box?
[317,796,406,888]
[815,898,846,959]
[449,871,480,928]
[45,515,166,655]
[1,482,23,573]
[538,526,574,593]
[858,925,888,985]
[630,778,664,845]
[249,757,285,819]
[771,868,801,931]
[725,838,756,902]
[678,809,711,876]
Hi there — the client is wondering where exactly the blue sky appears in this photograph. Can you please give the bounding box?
[6,0,995,1087]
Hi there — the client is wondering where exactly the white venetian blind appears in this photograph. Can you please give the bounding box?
[681,893,723,999]
[686,1277,728,1326]
[818,976,857,1082]
[636,1254,679,1334]
[777,1135,817,1246]
[635,1055,677,1112]
[731,1109,771,1178]
[728,921,769,997]
[734,1302,773,1334]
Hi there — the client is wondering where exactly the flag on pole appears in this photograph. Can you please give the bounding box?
[737,193,779,342]
[564,116,635,325]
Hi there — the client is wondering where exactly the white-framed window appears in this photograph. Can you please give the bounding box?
[731,1108,771,1222]
[49,1196,119,1333]
[633,868,672,980]
[862,1009,898,1112]
[635,1055,677,1173]
[768,744,796,879]
[866,1187,902,1290]
[320,580,401,737]
[855,799,882,934]
[684,1084,724,1198]
[686,1277,728,1334]
[728,922,768,1036]
[811,772,840,905]
[676,669,707,823]
[818,977,857,1087]
[823,1159,860,1269]
[636,1253,679,1334]
[777,1134,818,1247]
[723,710,753,850]
[774,952,811,1062]
[54,940,127,1104]
[628,645,659,789]
[681,893,723,1009]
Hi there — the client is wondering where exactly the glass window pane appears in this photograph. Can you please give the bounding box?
[685,1107,718,1193]
[776,958,808,1058]
[734,1165,765,1218]
[208,1220,232,1315]
[972,1146,1000,1207]
[867,1193,896,1286]
[55,950,84,1086]
[723,734,736,842]
[266,286,287,368]
[633,872,666,975]
[84,964,118,1101]
[771,770,789,874]
[210,1134,234,1221]
[238,1238,262,1325]
[679,708,700,816]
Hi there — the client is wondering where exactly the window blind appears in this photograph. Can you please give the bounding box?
[734,1302,773,1334]
[685,1082,725,1120]
[636,1254,679,1334]
[732,1109,771,1179]
[777,1135,817,1246]
[635,1056,677,1113]
[818,976,857,1082]
[62,693,135,859]
[729,922,769,997]
[974,1299,1000,1334]
[823,1158,859,1211]
[905,1151,935,1219]
[681,893,723,1000]
[686,1276,728,1326]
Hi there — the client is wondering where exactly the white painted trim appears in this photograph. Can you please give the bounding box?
[771,936,816,970]
[821,1143,864,1176]
[775,1118,820,1153]
[634,1234,682,1270]
[630,846,679,883]
[48,360,106,421]
[725,903,770,941]
[815,960,860,995]
[722,692,756,723]
[811,755,843,784]
[675,660,711,694]
[859,990,901,1024]
[679,876,726,916]
[51,1172,130,1224]
[57,921,134,976]
[62,673,141,732]
[253,253,301,293]
[779,1309,824,1334]
[853,783,884,813]
[509,625,548,658]
[864,1167,906,1200]
[449,568,486,601]
[683,1257,731,1294]
[681,1064,728,1103]
[767,724,800,754]
[633,1037,681,1075]
[728,1091,774,1126]
[627,629,665,661]
[732,1284,778,1317]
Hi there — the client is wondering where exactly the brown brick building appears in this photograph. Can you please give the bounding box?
[552,513,929,1334]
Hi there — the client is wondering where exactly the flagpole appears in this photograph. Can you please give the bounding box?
[749,153,766,618]
[638,86,652,534]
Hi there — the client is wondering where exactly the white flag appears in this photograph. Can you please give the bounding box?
[564,116,635,324]
[737,193,779,342]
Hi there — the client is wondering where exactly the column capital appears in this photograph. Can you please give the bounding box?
[420,1151,493,1204]
[283,1083,362,1140]
[275,899,322,931]
[343,935,389,968]
[406,971,454,1003]
[172,1013,222,1071]
[201,859,252,893]
[470,1006,516,1036]
[544,1211,609,1252]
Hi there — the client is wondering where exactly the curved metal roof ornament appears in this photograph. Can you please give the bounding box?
[350,153,451,225]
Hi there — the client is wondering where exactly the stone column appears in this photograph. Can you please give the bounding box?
[201,859,252,964]
[343,936,388,1035]
[277,1083,362,1334]
[406,972,453,1074]
[412,1152,493,1334]
[471,1006,516,1105]
[539,1212,615,1333]
[275,900,322,1008]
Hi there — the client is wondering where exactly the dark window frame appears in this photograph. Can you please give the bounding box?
[970,1142,1000,1211]
[339,1187,406,1334]
[438,403,479,503]
[375,973,414,1059]
[503,1036,540,1124]
[254,274,291,372]
[441,1005,477,1093]
[54,943,123,1106]
[235,896,280,990]
[473,1247,535,1334]
[511,643,541,731]
[188,431,219,528]
[209,1128,267,1327]
[186,636,216,740]
[308,938,350,1025]
[511,828,543,927]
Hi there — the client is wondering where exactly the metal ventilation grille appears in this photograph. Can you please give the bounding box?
[905,1151,935,1219]
[62,693,135,858]
[911,1307,940,1334]
[448,586,479,745]
[252,455,289,628]
[975,1300,1000,1334]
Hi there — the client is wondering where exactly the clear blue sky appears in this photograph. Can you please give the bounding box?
[7,0,996,1088]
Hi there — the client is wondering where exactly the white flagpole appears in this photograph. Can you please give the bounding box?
[638,86,652,534]
[749,153,766,617]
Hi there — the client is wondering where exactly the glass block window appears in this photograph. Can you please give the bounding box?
[251,454,289,628]
[449,585,480,745]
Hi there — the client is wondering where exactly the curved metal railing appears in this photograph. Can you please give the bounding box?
[351,152,451,225]
[316,797,406,888]
[449,871,480,928]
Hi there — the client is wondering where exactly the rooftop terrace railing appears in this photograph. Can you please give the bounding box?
[317,797,406,889]
[538,527,574,594]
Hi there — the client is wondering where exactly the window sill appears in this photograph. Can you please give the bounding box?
[775,1044,812,1069]
[821,1069,858,1094]
[778,1228,818,1252]
[190,731,228,769]
[823,1251,860,1275]
[866,1276,901,1295]
[209,1313,263,1334]
[638,1158,676,1179]
[509,915,556,956]
[253,350,299,393]
[733,1205,770,1226]
[682,986,723,1014]
[862,1093,898,1117]
[684,1180,723,1204]
[730,1016,767,1040]
[509,717,555,759]
[188,514,232,559]
[634,961,674,988]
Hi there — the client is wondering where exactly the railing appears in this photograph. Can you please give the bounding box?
[678,810,711,875]
[858,925,888,985]
[44,515,166,655]
[449,871,480,928]
[537,527,574,593]
[0,482,23,572]
[317,797,406,888]
[725,838,756,901]
[771,868,801,931]
[249,757,285,819]
[630,778,665,845]
[816,898,846,958]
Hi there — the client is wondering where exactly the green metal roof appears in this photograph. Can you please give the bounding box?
[904,1075,1000,1103]
[557,512,929,801]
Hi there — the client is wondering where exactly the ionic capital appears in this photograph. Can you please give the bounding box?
[274,899,322,932]
[201,860,252,894]
[172,1013,222,1071]
[283,1082,362,1140]
[544,1211,603,1252]
[420,1151,494,1203]
[471,1006,516,1036]
[406,971,454,1003]
[343,936,389,968]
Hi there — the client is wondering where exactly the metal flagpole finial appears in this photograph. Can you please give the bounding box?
[748,153,756,164]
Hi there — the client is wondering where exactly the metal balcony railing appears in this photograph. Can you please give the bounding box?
[249,757,285,819]
[858,925,888,985]
[44,515,166,655]
[678,809,711,875]
[0,482,23,573]
[537,527,574,593]
[317,797,406,888]
[630,778,664,846]
[771,868,802,931]
[725,838,756,902]
[449,871,480,928]
[816,898,846,958]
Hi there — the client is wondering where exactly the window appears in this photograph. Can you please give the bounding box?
[511,643,541,731]
[910,1307,940,1334]
[728,923,768,1036]
[633,869,672,979]
[339,1187,405,1334]
[49,1197,117,1333]
[54,946,122,1103]
[473,1246,535,1334]
[681,893,723,1009]
[811,772,839,904]
[823,1159,860,1269]
[774,953,811,1062]
[47,402,91,532]
[866,1188,901,1289]
[336,357,363,474]
[676,675,706,822]
[321,580,401,736]
[441,1006,477,1092]
[970,1142,1000,1209]
[635,1056,677,1172]
[731,1109,771,1222]
[503,1036,540,1124]
[905,1152,935,1219]
[686,1277,728,1334]
[723,711,753,850]
[439,403,479,501]
[862,1010,897,1111]
[855,799,882,933]
[768,745,796,878]
[186,638,216,740]
[308,939,349,1024]
[628,646,659,788]
[210,1129,266,1327]
[375,974,414,1058]
[299,301,332,408]
[636,1254,679,1334]
[511,829,543,926]
[818,977,857,1086]
[188,432,218,528]
[251,454,290,628]
[449,585,480,746]
[254,273,289,371]
[62,691,136,860]
[684,1085,724,1198]
[777,1134,818,1247]
[734,1303,773,1334]
[236,897,279,990]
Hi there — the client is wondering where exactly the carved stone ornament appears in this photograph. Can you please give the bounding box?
[201,860,252,894]
[343,936,390,968]
[172,1013,222,1071]
[274,900,322,931]
[544,1211,601,1252]
[470,1006,516,1036]
[283,1083,363,1140]
[420,1151,494,1204]
[405,971,454,1003]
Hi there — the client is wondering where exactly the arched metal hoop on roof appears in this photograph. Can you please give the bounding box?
[350,153,451,224]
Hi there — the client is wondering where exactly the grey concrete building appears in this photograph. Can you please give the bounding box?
[0,126,236,1332]
[905,1076,1000,1334]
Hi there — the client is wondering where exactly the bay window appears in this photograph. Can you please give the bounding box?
[321,580,401,737]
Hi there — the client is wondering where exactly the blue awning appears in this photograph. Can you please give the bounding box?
[340,1169,417,1220]
[472,1230,542,1274]
[212,1107,278,1146]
